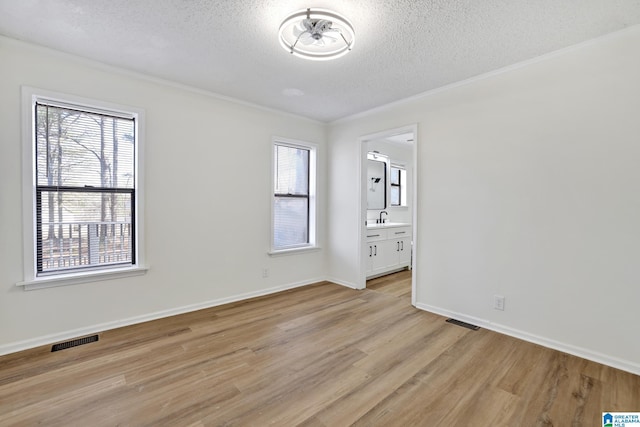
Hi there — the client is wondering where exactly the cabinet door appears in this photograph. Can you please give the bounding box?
[397,237,411,266]
[371,242,387,272]
[366,244,374,274]
[381,239,399,269]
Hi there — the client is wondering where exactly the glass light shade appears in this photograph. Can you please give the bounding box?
[278,8,355,61]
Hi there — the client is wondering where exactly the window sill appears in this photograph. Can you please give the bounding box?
[16,265,149,291]
[268,246,321,257]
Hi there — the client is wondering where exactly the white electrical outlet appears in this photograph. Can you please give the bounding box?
[262,268,269,278]
[493,295,505,311]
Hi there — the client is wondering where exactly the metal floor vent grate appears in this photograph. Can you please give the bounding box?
[51,335,99,352]
[446,318,480,330]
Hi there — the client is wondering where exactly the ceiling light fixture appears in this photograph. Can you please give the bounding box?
[279,8,355,61]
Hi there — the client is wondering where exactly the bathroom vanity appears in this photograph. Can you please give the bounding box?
[365,223,411,278]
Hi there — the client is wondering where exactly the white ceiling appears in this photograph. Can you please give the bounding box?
[1,1,639,122]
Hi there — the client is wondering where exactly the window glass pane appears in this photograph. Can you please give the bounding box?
[275,145,309,195]
[39,191,132,223]
[274,196,308,248]
[390,167,400,185]
[38,191,133,273]
[390,186,400,206]
[36,104,135,189]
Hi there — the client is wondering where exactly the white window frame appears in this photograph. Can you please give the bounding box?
[17,87,147,290]
[270,137,318,255]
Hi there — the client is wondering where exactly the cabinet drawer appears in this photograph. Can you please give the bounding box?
[388,226,411,239]
[365,229,387,242]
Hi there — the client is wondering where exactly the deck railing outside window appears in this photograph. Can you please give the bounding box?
[39,221,132,272]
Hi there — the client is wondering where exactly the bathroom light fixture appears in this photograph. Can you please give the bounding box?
[278,8,355,61]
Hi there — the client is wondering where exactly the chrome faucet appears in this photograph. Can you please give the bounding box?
[378,210,388,224]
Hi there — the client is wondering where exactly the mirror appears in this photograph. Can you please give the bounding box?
[367,157,387,209]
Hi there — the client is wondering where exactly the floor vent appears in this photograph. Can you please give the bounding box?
[446,318,480,330]
[51,335,99,352]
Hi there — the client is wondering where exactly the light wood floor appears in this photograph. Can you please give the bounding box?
[1,271,638,426]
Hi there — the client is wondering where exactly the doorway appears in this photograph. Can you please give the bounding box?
[358,125,417,307]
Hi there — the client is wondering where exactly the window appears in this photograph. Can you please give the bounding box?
[390,165,407,207]
[272,139,317,252]
[20,88,145,289]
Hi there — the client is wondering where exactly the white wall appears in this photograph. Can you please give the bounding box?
[327,26,640,374]
[0,37,327,353]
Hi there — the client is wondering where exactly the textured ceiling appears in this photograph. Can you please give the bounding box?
[1,0,639,122]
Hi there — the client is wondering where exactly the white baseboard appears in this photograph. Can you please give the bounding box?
[0,277,325,357]
[325,276,363,290]
[415,303,640,377]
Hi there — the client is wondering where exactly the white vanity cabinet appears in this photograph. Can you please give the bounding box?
[366,225,412,278]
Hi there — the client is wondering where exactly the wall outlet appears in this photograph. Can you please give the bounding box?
[493,295,505,311]
[262,268,269,278]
